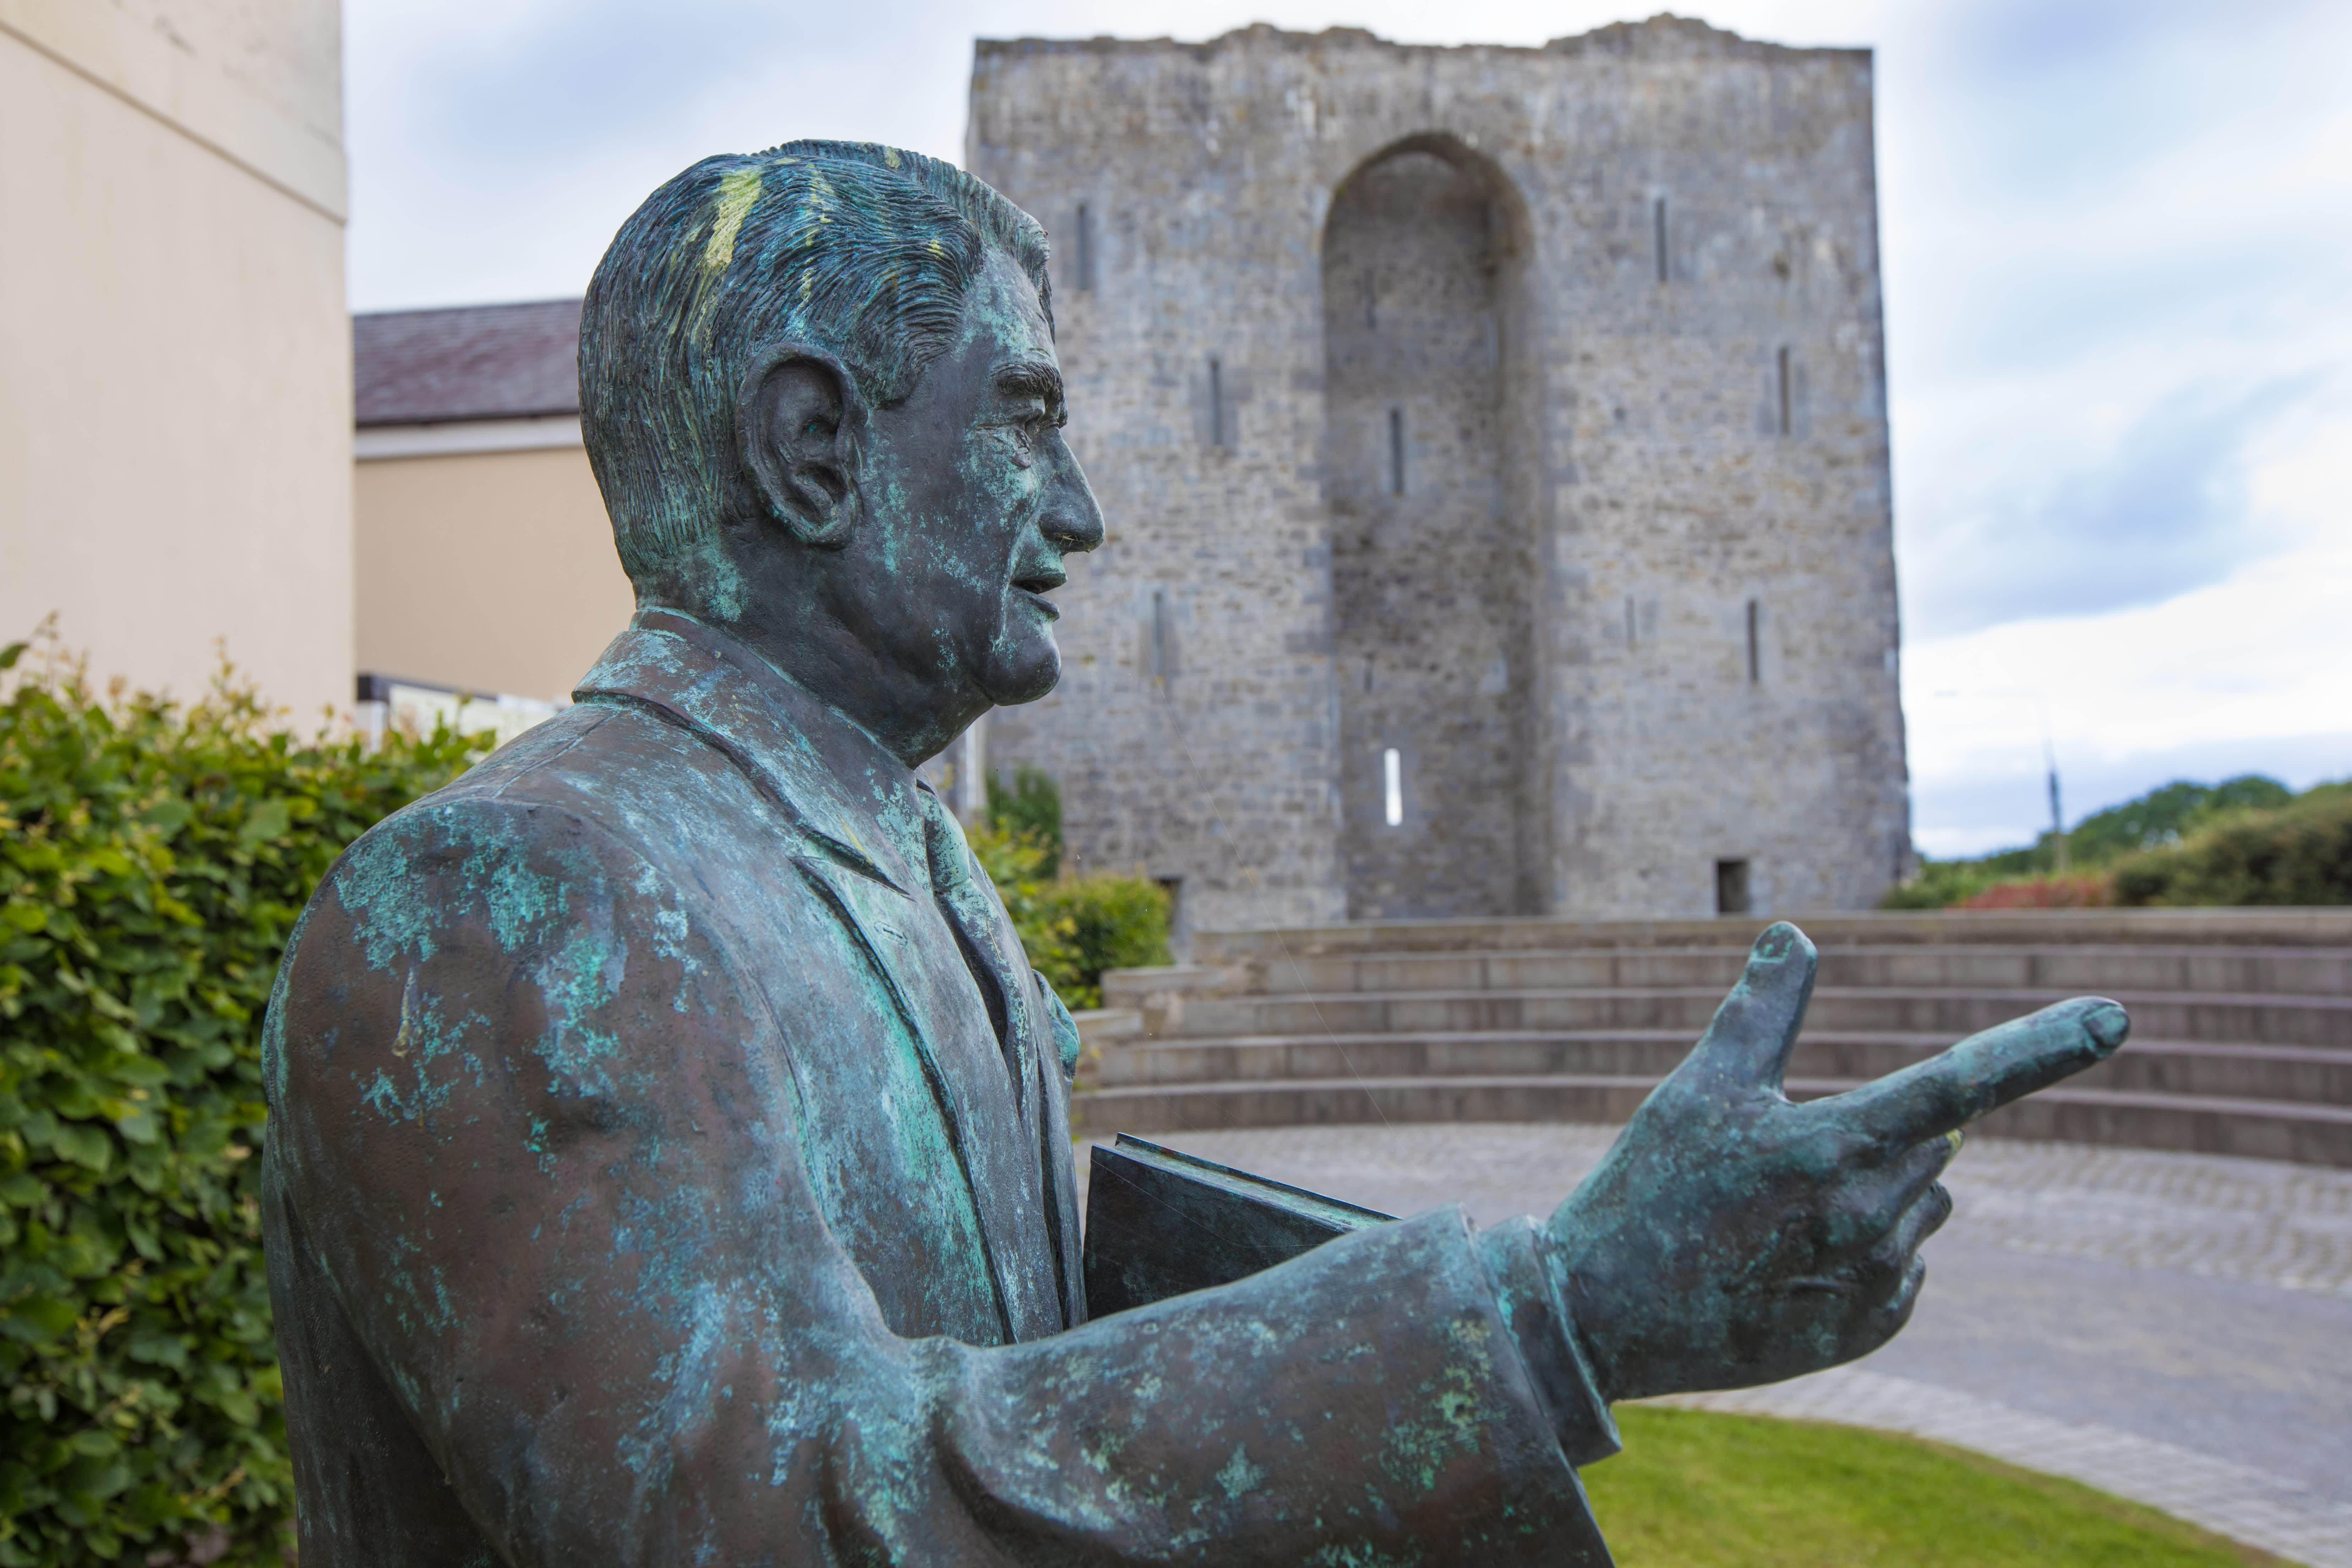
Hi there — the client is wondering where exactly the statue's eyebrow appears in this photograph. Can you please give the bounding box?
[993,360,1064,410]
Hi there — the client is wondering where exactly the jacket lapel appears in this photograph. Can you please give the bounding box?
[577,612,1070,1339]
[1030,977,1088,1328]
[921,793,1036,1107]
[787,854,1064,1339]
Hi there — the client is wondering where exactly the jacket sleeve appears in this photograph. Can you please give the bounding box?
[265,799,1613,1566]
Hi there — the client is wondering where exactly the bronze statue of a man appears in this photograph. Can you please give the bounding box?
[262,142,2127,1564]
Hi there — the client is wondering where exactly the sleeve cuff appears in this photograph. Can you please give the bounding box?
[1474,1215,1622,1468]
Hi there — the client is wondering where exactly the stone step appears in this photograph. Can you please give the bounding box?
[1103,913,2352,1166]
[1069,1076,2352,1168]
[1220,945,2352,999]
[1191,908,2352,965]
[1175,987,2352,1047]
[1090,1031,2352,1104]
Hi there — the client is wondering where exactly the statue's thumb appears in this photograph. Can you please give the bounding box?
[1690,920,1818,1092]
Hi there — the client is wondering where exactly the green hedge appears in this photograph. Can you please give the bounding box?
[2112,787,2352,906]
[0,654,1166,1563]
[0,647,484,1565]
[974,764,1172,1003]
[1038,874,1171,1010]
[1044,879,1171,1001]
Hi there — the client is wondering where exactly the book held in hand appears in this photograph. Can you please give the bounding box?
[1083,1134,1395,1317]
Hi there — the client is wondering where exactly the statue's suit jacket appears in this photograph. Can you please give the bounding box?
[262,611,1613,1565]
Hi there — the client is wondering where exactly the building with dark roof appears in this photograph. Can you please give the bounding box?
[351,299,632,714]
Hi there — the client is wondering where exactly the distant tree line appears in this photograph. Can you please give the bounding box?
[1887,774,2352,909]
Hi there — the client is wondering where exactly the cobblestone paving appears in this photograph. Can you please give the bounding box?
[1080,1127,2352,1565]
[1938,1139,2352,1299]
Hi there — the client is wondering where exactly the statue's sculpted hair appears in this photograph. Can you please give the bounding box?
[579,141,1053,581]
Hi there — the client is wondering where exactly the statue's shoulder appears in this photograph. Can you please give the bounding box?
[284,699,796,1016]
[364,694,777,862]
[311,700,758,944]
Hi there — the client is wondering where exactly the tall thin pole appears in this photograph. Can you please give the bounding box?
[2042,704,2068,872]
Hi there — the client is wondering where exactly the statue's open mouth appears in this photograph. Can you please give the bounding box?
[1013,578,1062,618]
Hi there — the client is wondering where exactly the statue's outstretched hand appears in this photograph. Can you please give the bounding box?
[1544,921,2128,1404]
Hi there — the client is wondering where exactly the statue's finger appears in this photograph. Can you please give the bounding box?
[1871,1181,1955,1275]
[1687,920,1818,1092]
[1855,1252,1930,1358]
[1834,1132,1960,1253]
[1825,998,2130,1149]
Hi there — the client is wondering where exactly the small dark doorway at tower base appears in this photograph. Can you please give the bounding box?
[1716,859,1753,916]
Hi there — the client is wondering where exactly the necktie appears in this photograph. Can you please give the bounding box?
[919,790,1028,1107]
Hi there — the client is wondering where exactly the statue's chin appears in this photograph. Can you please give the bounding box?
[979,640,1063,708]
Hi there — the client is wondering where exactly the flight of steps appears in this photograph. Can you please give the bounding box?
[1071,909,2352,1167]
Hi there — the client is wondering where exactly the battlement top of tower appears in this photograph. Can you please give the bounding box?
[972,15,1870,67]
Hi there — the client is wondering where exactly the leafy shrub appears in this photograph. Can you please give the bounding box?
[2112,790,2352,907]
[1036,874,1172,1010]
[0,642,485,1565]
[962,819,1084,1002]
[1878,859,2007,911]
[1881,864,2113,912]
[958,820,1170,1011]
[983,766,1064,877]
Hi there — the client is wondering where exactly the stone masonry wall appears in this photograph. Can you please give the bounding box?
[968,17,1910,932]
[1324,150,1539,920]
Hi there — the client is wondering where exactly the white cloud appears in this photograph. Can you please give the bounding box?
[1905,540,2352,856]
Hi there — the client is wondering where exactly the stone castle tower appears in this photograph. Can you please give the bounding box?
[968,16,1910,935]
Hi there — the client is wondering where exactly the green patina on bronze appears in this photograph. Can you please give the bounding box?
[261,142,2128,1565]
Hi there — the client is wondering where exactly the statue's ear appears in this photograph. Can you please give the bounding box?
[736,343,866,549]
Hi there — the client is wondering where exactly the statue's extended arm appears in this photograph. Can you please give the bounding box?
[1538,923,2128,1403]
[267,806,1610,1565]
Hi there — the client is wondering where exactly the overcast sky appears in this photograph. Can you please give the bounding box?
[344,0,2352,857]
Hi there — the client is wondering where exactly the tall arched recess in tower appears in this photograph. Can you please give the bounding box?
[1322,136,1546,920]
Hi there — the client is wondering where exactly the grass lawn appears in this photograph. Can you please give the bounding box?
[1580,1408,2285,1567]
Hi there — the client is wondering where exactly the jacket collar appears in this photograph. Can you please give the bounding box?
[575,610,926,895]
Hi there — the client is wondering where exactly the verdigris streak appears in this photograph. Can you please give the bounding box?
[262,141,2129,1564]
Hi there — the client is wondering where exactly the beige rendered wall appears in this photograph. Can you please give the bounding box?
[354,445,636,702]
[0,0,352,721]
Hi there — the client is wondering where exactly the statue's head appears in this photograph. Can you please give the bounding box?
[581,142,1102,759]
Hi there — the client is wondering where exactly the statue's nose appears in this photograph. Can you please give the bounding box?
[1041,439,1106,554]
